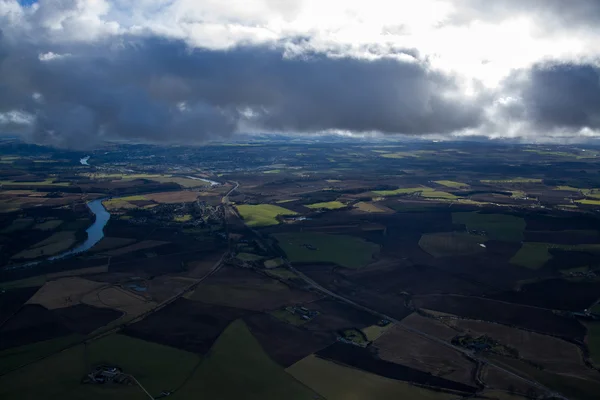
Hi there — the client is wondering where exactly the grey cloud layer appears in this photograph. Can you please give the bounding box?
[0,34,485,147]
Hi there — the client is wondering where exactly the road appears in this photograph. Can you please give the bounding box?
[285,263,568,400]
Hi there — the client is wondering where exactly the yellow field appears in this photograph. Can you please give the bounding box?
[434,180,469,189]
[174,214,193,222]
[576,199,600,206]
[362,324,394,342]
[305,201,346,210]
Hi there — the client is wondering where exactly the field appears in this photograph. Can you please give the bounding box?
[353,201,391,213]
[480,178,542,184]
[452,212,526,242]
[12,231,77,259]
[26,277,105,309]
[144,190,200,203]
[236,204,298,227]
[81,286,155,321]
[434,180,469,189]
[305,201,346,210]
[169,319,320,400]
[418,232,486,258]
[90,237,136,252]
[586,322,600,366]
[287,355,451,400]
[274,232,380,269]
[173,214,192,222]
[509,243,552,269]
[33,220,63,231]
[374,325,476,386]
[0,334,200,400]
[101,240,170,256]
[187,266,319,311]
[373,186,457,200]
[362,323,394,342]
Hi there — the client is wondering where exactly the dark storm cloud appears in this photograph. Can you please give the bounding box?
[505,64,600,131]
[0,33,485,148]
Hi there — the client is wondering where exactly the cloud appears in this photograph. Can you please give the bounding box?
[1,0,600,146]
[0,29,485,148]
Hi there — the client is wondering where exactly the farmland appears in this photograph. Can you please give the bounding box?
[273,232,380,269]
[2,139,600,399]
[236,204,297,227]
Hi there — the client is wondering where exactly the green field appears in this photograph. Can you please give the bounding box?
[0,179,70,187]
[0,335,83,375]
[287,355,449,400]
[170,319,320,400]
[0,334,200,400]
[576,199,600,206]
[419,232,486,258]
[33,220,63,231]
[509,243,553,269]
[305,201,346,210]
[511,242,600,269]
[374,187,458,200]
[1,218,35,233]
[236,252,265,262]
[362,324,393,342]
[586,322,600,366]
[452,212,526,242]
[265,267,298,280]
[264,258,285,268]
[434,180,469,189]
[12,231,78,260]
[274,232,380,269]
[173,214,192,222]
[480,178,542,184]
[236,204,298,227]
[271,309,308,326]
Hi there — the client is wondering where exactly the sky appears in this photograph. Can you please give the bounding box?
[1,0,600,148]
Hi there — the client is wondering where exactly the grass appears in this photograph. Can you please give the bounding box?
[265,267,298,280]
[510,242,600,269]
[586,322,600,367]
[170,319,319,400]
[287,355,450,400]
[555,186,582,192]
[264,258,285,268]
[12,231,77,260]
[173,214,192,222]
[273,232,379,269]
[419,232,486,258]
[271,309,309,326]
[1,218,35,233]
[305,201,346,210]
[362,324,394,342]
[263,169,282,174]
[354,202,386,213]
[0,334,83,375]
[509,243,553,269]
[103,195,150,210]
[0,334,200,400]
[480,177,542,184]
[236,252,265,262]
[373,187,457,200]
[236,204,298,227]
[342,328,368,346]
[434,180,469,189]
[33,220,63,231]
[452,212,526,242]
[0,275,47,289]
[0,179,70,187]
[576,199,600,206]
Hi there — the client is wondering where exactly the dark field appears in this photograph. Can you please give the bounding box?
[123,298,252,354]
[244,313,334,367]
[413,295,586,341]
[0,286,41,323]
[0,305,72,350]
[490,279,600,311]
[316,342,478,394]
